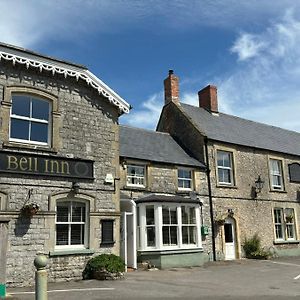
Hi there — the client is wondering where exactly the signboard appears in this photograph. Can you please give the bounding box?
[0,151,94,180]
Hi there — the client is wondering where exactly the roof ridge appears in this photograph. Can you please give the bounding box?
[181,102,300,135]
[120,124,171,136]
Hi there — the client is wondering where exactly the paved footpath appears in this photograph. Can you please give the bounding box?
[7,257,300,300]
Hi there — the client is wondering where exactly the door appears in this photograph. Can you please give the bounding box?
[120,211,137,270]
[224,218,236,260]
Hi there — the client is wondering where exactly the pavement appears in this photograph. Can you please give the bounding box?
[6,256,300,299]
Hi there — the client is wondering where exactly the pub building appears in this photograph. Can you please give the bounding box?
[0,42,130,288]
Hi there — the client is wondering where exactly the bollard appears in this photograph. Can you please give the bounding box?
[34,255,48,300]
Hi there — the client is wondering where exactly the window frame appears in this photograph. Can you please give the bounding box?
[55,199,89,250]
[273,207,297,241]
[269,158,285,191]
[177,168,193,191]
[10,94,51,146]
[126,164,146,188]
[216,150,235,186]
[1,86,61,150]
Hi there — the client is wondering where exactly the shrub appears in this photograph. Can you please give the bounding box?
[83,254,126,280]
[243,233,272,260]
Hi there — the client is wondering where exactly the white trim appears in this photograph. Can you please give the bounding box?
[0,49,130,114]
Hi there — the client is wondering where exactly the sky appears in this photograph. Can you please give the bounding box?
[1,0,300,132]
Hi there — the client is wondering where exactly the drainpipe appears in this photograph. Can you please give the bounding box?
[204,137,216,261]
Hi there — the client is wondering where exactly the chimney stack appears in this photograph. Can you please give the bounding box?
[164,70,179,105]
[198,85,218,113]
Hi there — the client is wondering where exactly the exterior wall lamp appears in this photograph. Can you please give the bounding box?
[254,175,264,198]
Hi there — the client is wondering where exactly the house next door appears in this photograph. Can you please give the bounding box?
[224,218,236,260]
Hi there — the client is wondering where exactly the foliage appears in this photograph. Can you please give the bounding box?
[242,233,272,260]
[83,254,125,279]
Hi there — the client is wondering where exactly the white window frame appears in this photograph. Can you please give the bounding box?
[177,168,193,191]
[126,164,146,187]
[137,203,202,251]
[269,159,284,191]
[55,200,89,250]
[273,207,296,241]
[217,150,234,186]
[10,94,51,146]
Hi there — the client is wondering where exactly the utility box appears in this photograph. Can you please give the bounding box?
[201,225,209,236]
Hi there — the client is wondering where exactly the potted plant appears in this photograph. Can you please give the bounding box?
[21,202,40,217]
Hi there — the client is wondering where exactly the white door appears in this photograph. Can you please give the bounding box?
[120,211,137,270]
[224,218,236,260]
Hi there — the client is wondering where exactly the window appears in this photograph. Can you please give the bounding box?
[56,200,88,248]
[181,206,196,245]
[217,150,234,185]
[269,159,284,190]
[126,165,145,187]
[274,208,296,241]
[162,206,178,246]
[101,220,114,244]
[138,203,201,250]
[146,206,156,247]
[178,169,193,190]
[10,94,51,145]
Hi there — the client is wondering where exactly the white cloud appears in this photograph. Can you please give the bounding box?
[231,33,267,61]
[1,0,300,48]
[120,93,163,129]
[217,10,300,132]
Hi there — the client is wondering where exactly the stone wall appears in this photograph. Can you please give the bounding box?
[0,60,121,286]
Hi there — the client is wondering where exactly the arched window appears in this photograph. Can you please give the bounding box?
[0,86,60,149]
[55,200,89,249]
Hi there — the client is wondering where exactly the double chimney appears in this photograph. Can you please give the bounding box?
[164,70,218,113]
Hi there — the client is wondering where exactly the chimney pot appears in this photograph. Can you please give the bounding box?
[198,85,218,113]
[164,70,179,105]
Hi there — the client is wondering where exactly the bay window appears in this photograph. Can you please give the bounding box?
[138,203,201,250]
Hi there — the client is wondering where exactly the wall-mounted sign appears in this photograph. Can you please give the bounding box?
[289,163,300,183]
[0,151,94,180]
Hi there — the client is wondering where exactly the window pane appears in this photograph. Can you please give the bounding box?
[146,227,156,247]
[189,207,196,224]
[170,208,177,224]
[71,224,84,245]
[182,207,188,224]
[56,224,69,245]
[146,206,155,225]
[163,226,169,245]
[72,204,85,222]
[218,151,230,167]
[224,224,233,243]
[32,98,49,120]
[31,122,48,143]
[10,119,29,140]
[102,220,114,243]
[57,205,69,222]
[218,169,231,183]
[170,227,178,244]
[12,95,30,117]
[162,207,169,224]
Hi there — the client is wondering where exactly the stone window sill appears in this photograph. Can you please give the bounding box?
[273,240,300,245]
[3,141,57,153]
[49,248,95,256]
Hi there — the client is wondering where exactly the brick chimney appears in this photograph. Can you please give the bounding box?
[164,70,179,105]
[198,85,218,113]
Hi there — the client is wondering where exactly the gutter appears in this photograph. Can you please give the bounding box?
[204,137,216,261]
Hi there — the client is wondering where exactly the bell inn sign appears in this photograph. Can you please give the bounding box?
[0,151,94,180]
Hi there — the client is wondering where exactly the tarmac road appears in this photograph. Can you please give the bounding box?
[7,256,300,299]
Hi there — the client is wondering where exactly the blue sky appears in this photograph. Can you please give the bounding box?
[1,0,300,131]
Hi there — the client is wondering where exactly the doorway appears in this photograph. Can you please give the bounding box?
[224,218,237,260]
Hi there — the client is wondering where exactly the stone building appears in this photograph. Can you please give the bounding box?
[157,70,300,260]
[119,125,211,268]
[0,42,130,288]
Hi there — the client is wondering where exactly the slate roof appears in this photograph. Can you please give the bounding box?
[120,125,205,168]
[181,103,300,156]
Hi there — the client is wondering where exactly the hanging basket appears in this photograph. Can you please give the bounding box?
[21,203,40,217]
